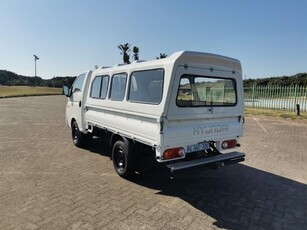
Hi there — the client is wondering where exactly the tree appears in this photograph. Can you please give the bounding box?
[118,43,131,64]
[133,46,139,61]
[156,53,168,59]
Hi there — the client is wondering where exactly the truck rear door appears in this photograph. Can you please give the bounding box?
[162,65,244,153]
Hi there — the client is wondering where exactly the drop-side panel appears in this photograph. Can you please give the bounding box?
[84,105,161,146]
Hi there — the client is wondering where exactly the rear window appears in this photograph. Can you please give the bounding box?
[177,75,237,107]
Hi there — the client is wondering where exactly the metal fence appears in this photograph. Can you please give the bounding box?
[244,85,307,112]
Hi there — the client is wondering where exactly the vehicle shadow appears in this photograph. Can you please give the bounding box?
[85,137,112,157]
[132,157,307,230]
[85,138,307,229]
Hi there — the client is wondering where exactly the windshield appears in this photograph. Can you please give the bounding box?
[176,75,237,107]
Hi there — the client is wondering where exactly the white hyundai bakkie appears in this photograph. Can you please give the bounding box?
[63,51,245,178]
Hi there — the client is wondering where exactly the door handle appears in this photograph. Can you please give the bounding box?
[79,101,81,107]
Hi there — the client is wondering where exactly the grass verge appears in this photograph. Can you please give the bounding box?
[0,86,62,98]
[245,107,307,122]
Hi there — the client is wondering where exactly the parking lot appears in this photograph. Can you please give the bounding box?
[0,95,306,230]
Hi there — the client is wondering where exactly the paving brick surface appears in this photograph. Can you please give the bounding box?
[0,96,306,229]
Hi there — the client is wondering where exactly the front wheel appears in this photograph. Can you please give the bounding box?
[112,140,136,178]
[71,120,90,147]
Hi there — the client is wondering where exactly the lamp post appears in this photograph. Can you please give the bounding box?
[34,55,39,77]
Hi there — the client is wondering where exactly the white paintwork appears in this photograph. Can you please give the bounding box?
[66,51,244,162]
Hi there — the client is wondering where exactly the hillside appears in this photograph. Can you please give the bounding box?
[243,73,307,87]
[0,70,76,88]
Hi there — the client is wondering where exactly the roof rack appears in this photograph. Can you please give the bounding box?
[114,63,128,67]
[133,60,146,63]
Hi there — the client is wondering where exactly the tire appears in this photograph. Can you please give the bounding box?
[71,120,90,147]
[112,140,136,178]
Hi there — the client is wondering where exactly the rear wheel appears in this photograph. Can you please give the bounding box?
[71,120,90,147]
[112,140,136,178]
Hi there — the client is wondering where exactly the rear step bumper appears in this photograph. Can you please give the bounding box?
[166,151,245,178]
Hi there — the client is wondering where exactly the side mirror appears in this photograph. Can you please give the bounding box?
[63,85,71,97]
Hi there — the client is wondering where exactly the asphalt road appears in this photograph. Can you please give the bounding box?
[0,96,306,230]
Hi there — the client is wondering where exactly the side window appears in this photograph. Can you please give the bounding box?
[128,69,164,104]
[100,76,109,99]
[110,73,127,101]
[90,76,102,98]
[72,74,86,93]
[90,75,109,99]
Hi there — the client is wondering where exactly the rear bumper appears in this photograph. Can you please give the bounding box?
[166,151,245,178]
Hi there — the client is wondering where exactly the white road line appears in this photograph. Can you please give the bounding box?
[253,118,269,134]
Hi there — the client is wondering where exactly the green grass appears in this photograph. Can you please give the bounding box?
[0,86,62,98]
[245,107,307,121]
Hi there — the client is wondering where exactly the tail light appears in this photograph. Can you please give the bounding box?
[163,147,185,160]
[221,140,238,149]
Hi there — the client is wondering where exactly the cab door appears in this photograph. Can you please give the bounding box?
[66,72,89,131]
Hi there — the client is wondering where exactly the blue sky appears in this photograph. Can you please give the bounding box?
[0,0,306,79]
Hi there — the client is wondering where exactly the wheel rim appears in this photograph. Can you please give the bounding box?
[72,123,79,141]
[114,148,126,172]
